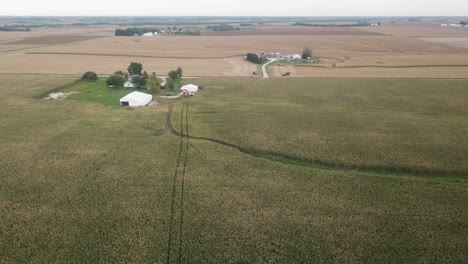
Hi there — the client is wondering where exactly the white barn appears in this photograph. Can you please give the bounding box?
[120,91,152,107]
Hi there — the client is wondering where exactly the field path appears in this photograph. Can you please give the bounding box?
[262,58,277,78]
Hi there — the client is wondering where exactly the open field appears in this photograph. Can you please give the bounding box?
[0,74,467,262]
[0,24,468,77]
[421,37,468,49]
[293,66,468,78]
[1,19,468,262]
[1,34,103,45]
[182,77,468,177]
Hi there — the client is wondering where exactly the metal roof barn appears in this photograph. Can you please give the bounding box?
[120,91,152,107]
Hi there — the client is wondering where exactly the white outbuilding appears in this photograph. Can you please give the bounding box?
[292,53,302,60]
[124,81,135,88]
[120,91,153,107]
[180,84,199,94]
[180,84,198,95]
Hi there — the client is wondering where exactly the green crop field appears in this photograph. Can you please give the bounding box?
[0,74,467,263]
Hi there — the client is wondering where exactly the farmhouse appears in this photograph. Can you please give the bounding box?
[120,91,152,107]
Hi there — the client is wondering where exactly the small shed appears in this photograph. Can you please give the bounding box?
[180,84,199,96]
[120,91,152,107]
[124,81,135,88]
[181,84,198,93]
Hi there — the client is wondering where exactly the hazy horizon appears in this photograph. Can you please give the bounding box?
[1,0,468,17]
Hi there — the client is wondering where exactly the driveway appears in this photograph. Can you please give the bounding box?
[262,58,277,78]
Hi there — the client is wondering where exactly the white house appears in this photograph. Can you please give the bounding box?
[120,91,153,107]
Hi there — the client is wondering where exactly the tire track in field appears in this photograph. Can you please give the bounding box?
[166,103,185,264]
[178,105,189,264]
[165,103,190,264]
[165,105,467,180]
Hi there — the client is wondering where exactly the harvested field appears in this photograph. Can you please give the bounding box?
[295,66,468,78]
[0,44,39,53]
[0,53,252,76]
[0,35,104,45]
[362,24,468,38]
[30,35,456,59]
[421,38,468,50]
[1,26,468,77]
[271,64,298,77]
[0,27,114,42]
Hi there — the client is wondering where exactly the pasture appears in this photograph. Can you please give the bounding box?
[0,74,467,263]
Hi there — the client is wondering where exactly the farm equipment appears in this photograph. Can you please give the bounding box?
[282,72,291,76]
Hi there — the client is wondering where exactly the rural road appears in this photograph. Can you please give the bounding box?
[262,58,277,78]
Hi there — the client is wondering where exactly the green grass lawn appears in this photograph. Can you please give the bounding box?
[62,78,152,106]
[0,74,467,263]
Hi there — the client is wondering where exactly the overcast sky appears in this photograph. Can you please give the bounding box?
[1,0,468,16]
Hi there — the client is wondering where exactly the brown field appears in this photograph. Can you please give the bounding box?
[0,35,104,45]
[294,66,468,78]
[0,24,468,77]
[421,38,468,49]
[0,53,255,76]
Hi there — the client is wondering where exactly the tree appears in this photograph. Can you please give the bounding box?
[106,74,126,88]
[168,70,179,81]
[114,70,124,75]
[143,71,149,79]
[147,76,161,94]
[246,53,262,64]
[461,21,467,26]
[176,67,183,79]
[302,47,312,59]
[131,76,147,89]
[81,71,98,81]
[166,78,175,91]
[127,62,143,76]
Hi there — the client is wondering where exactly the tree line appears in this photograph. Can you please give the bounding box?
[207,24,240,31]
[0,26,31,32]
[115,27,160,36]
[293,21,371,27]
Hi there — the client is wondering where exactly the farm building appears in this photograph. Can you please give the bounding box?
[124,81,135,88]
[142,32,159,37]
[120,91,152,107]
[284,53,302,62]
[180,84,199,96]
